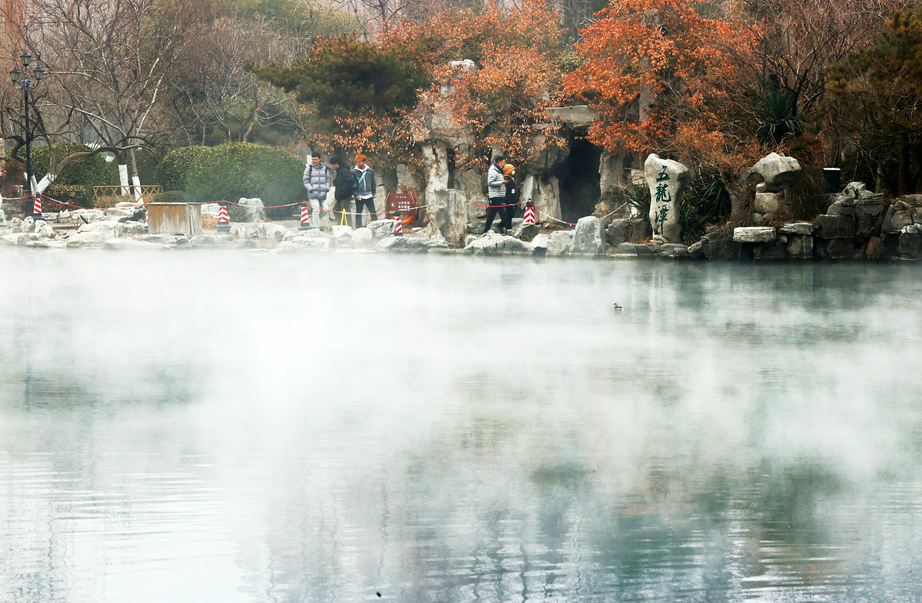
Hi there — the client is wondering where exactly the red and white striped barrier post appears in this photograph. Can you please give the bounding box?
[393,212,403,236]
[300,205,311,230]
[32,195,42,220]
[523,200,536,225]
[217,205,230,233]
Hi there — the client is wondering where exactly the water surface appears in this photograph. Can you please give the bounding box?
[1,249,921,602]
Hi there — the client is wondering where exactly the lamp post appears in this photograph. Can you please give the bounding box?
[10,51,44,215]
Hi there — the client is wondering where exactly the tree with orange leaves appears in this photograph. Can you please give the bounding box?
[563,0,758,168]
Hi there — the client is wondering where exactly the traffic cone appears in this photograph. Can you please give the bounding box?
[300,205,311,230]
[217,205,230,233]
[523,200,536,225]
[393,212,403,236]
[32,195,42,220]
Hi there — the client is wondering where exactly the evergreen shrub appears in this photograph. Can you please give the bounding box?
[30,142,116,186]
[155,146,208,191]
[185,143,305,219]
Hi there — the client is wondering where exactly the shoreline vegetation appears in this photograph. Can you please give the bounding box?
[3,1,922,258]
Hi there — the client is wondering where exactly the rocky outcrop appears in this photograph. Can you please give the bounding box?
[644,154,689,243]
[427,189,468,246]
[742,153,802,224]
[743,152,802,193]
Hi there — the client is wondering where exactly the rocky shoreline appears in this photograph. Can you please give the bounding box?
[2,185,922,261]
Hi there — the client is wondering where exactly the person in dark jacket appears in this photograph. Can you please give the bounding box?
[352,154,377,229]
[483,155,509,234]
[502,163,519,230]
[328,157,357,227]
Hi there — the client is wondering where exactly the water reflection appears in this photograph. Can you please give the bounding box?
[1,249,921,602]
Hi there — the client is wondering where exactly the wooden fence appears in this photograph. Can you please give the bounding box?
[92,185,164,207]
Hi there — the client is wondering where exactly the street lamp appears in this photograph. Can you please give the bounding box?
[10,51,44,216]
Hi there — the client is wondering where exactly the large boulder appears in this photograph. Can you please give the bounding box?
[855,197,884,239]
[881,197,922,234]
[352,227,374,248]
[530,233,549,255]
[119,221,148,236]
[827,182,884,238]
[331,225,354,247]
[743,152,802,193]
[512,223,540,242]
[368,219,397,238]
[547,231,574,256]
[569,216,606,254]
[644,154,689,243]
[813,215,856,239]
[605,219,631,247]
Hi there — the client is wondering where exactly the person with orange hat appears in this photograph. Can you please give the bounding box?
[352,154,377,229]
[502,163,519,229]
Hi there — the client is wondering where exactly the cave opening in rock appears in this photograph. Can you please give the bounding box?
[555,136,602,223]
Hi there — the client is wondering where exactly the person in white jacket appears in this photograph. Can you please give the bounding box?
[302,153,331,229]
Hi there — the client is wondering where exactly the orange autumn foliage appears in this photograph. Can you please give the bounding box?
[385,0,567,167]
[564,0,758,172]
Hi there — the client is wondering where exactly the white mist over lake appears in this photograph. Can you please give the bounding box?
[1,248,921,602]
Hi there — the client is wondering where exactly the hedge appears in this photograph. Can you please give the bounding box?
[185,143,305,219]
[155,146,208,191]
[29,142,116,186]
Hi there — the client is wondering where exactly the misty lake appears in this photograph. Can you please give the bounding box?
[1,248,921,603]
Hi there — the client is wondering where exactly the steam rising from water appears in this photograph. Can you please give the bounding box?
[1,249,921,602]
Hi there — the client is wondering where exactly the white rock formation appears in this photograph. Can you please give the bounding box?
[644,154,689,243]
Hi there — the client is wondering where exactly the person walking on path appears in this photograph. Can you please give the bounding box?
[352,154,377,229]
[503,163,519,228]
[302,153,331,229]
[484,155,510,234]
[328,156,357,227]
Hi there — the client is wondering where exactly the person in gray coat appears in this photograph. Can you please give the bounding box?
[302,153,331,228]
[483,155,510,234]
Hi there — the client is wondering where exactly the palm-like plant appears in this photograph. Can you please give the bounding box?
[755,89,804,145]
